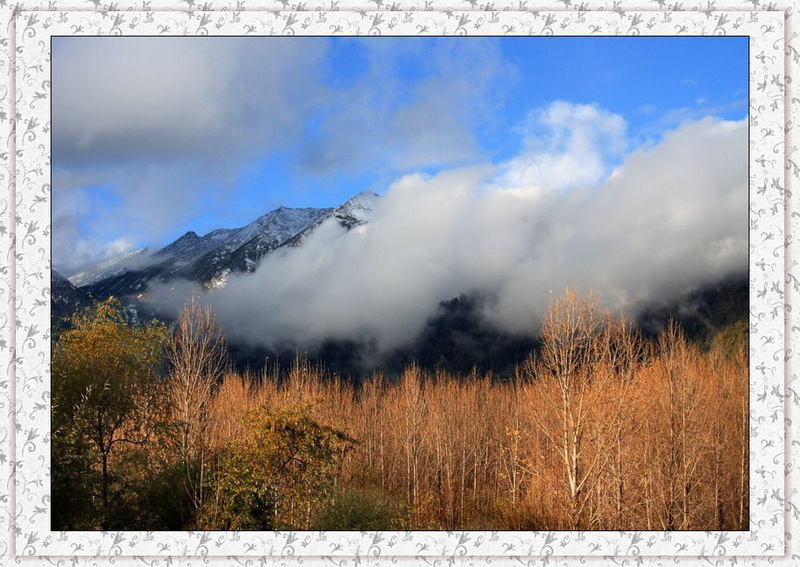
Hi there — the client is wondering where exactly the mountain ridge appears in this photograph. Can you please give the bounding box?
[66,195,376,300]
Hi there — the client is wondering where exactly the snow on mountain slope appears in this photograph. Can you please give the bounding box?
[176,206,332,285]
[333,191,379,228]
[236,206,331,247]
[153,229,236,265]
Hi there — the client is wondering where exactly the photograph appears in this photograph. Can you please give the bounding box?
[49,35,750,532]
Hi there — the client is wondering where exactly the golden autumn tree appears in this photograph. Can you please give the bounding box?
[524,289,645,529]
[52,297,167,529]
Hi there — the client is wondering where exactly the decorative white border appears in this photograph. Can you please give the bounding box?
[2,2,796,566]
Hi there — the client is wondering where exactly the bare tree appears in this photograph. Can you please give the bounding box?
[529,289,643,529]
[166,297,229,522]
[536,289,603,527]
[594,316,645,529]
[396,364,429,521]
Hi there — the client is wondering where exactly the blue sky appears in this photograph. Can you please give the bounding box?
[52,35,748,275]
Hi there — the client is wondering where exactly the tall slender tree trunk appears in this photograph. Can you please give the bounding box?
[101,450,109,529]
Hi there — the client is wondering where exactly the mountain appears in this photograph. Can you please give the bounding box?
[68,248,151,288]
[152,228,235,268]
[63,192,380,304]
[635,272,749,347]
[221,272,749,380]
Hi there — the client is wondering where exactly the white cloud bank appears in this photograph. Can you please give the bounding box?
[159,109,747,359]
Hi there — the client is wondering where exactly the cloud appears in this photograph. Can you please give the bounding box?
[51,170,126,275]
[179,168,489,354]
[497,101,628,192]
[156,108,746,364]
[485,115,748,333]
[52,37,327,166]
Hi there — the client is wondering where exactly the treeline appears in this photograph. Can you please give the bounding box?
[52,290,748,531]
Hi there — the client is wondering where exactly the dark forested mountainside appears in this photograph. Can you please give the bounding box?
[635,271,749,346]
[53,270,749,380]
[235,272,748,378]
[52,271,91,326]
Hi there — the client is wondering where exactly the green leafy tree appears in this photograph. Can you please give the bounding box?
[201,403,355,530]
[52,298,167,529]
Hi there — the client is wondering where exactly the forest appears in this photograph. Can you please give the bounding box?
[51,289,748,531]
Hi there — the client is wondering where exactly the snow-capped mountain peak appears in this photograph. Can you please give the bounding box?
[153,230,226,264]
[334,191,379,228]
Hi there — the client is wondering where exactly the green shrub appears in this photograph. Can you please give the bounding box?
[313,487,403,530]
[710,318,748,359]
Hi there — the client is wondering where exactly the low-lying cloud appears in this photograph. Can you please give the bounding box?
[150,111,748,362]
